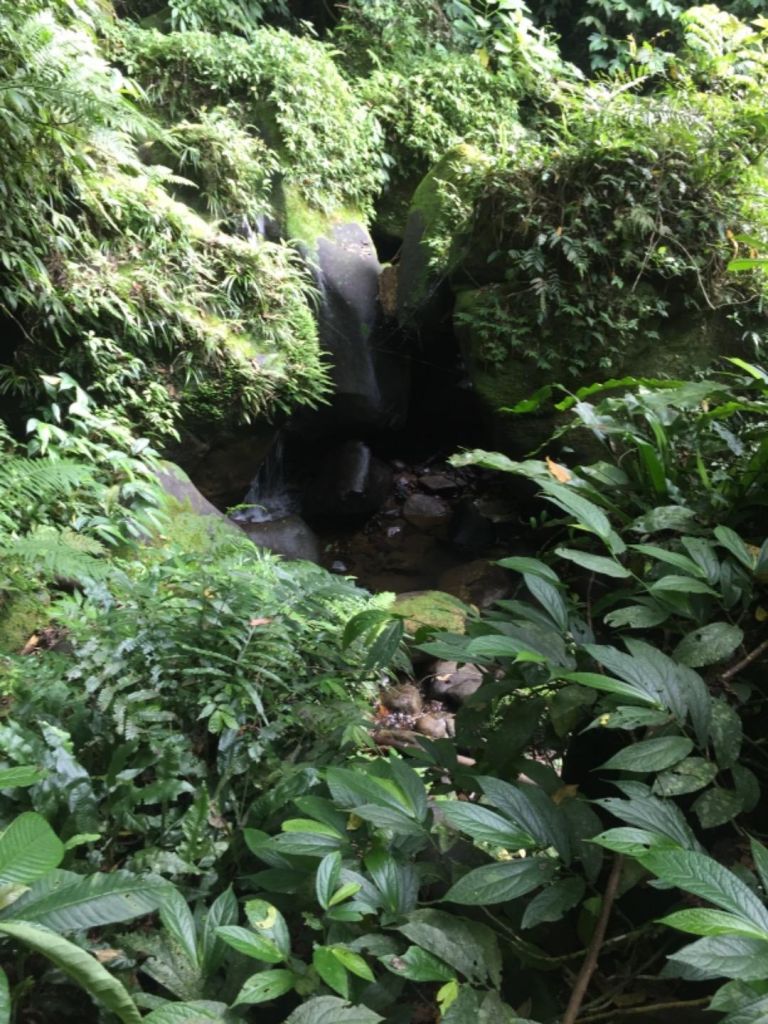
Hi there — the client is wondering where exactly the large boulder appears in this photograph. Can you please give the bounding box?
[397,144,490,328]
[237,515,320,563]
[283,192,409,432]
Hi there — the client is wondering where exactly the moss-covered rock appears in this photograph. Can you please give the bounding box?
[397,144,491,326]
[0,594,51,655]
[394,590,468,636]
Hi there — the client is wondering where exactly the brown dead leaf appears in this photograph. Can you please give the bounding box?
[546,456,572,483]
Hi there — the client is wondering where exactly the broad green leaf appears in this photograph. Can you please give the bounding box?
[0,767,46,789]
[714,527,756,570]
[632,544,706,577]
[710,701,743,769]
[387,759,428,822]
[145,1002,233,1023]
[604,604,669,629]
[692,788,744,829]
[444,858,555,906]
[0,870,169,932]
[0,812,63,885]
[585,641,688,719]
[326,768,411,816]
[559,672,659,706]
[466,635,547,662]
[282,819,342,839]
[641,849,768,932]
[330,948,374,982]
[282,996,384,1023]
[631,506,698,533]
[589,707,672,731]
[674,623,744,668]
[653,757,717,797]
[245,900,291,957]
[201,886,237,975]
[328,882,362,907]
[554,548,630,577]
[540,484,613,541]
[478,777,571,860]
[351,804,425,836]
[272,833,343,857]
[235,969,295,1006]
[669,935,768,981]
[649,575,718,596]
[523,574,568,630]
[293,797,348,835]
[521,877,585,929]
[313,947,348,997]
[0,921,141,1023]
[316,852,342,910]
[600,736,694,773]
[596,794,700,851]
[496,557,558,581]
[379,945,455,982]
[397,909,501,986]
[439,802,534,849]
[159,887,198,967]
[215,926,284,963]
[364,849,416,915]
[658,909,768,942]
[591,827,679,857]
[722,994,768,1024]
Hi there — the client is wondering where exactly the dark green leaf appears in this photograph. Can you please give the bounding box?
[653,758,717,797]
[234,968,295,1005]
[669,936,768,981]
[641,849,768,932]
[692,788,743,829]
[600,736,694,773]
[674,624,744,668]
[282,996,383,1023]
[444,858,556,906]
[0,812,63,885]
[521,878,585,929]
[379,945,454,982]
[397,909,501,986]
[439,802,534,848]
[215,926,284,964]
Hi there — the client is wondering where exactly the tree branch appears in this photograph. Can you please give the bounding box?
[576,996,710,1023]
[721,635,768,683]
[562,855,624,1024]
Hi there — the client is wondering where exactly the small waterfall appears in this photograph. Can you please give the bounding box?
[234,434,299,524]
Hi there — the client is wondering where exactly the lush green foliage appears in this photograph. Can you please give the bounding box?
[3,0,768,1020]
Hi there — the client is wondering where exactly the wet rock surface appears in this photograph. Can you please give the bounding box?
[314,454,519,599]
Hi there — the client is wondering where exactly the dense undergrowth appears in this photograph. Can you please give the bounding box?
[2,0,768,1021]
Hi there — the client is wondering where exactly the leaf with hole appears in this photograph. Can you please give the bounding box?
[379,945,455,982]
[674,623,744,668]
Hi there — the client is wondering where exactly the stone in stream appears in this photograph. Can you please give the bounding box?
[402,493,452,534]
[237,515,320,563]
[416,712,456,740]
[438,559,510,609]
[429,661,484,705]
